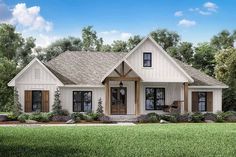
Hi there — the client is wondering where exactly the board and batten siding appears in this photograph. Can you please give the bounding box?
[60,87,105,113]
[140,82,184,114]
[188,88,222,113]
[126,39,189,82]
[15,61,59,112]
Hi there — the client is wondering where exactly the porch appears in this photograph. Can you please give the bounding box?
[102,61,189,116]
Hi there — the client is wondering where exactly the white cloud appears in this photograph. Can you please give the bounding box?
[174,11,183,17]
[204,2,218,12]
[11,3,52,32]
[189,7,212,16]
[178,19,196,27]
[98,30,132,44]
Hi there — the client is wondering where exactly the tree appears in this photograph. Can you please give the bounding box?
[44,37,82,61]
[215,48,236,111]
[0,23,23,60]
[96,98,103,115]
[12,88,22,116]
[111,40,128,52]
[17,37,36,67]
[168,42,194,64]
[192,43,216,76]
[211,30,236,50]
[52,88,62,115]
[127,35,143,51]
[0,58,18,111]
[101,44,112,52]
[150,29,180,50]
[82,26,102,51]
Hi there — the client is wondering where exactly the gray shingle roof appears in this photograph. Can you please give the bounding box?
[174,59,227,87]
[45,51,126,85]
[45,51,226,87]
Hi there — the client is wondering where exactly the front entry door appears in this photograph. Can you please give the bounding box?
[111,87,127,115]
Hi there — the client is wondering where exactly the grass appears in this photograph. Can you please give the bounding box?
[0,124,236,157]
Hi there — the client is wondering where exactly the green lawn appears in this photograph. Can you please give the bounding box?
[0,124,236,157]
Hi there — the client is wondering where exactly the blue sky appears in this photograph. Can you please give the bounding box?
[1,0,236,47]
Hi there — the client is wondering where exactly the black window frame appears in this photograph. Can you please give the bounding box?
[73,91,92,112]
[32,90,42,112]
[198,92,207,112]
[143,52,152,67]
[145,88,165,110]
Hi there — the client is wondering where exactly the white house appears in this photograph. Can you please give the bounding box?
[8,36,228,118]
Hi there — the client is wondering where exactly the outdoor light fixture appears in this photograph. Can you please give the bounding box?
[119,81,123,88]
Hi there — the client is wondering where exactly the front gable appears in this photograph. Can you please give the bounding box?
[126,37,193,83]
[8,58,63,86]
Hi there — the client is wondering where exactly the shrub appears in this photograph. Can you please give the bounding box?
[160,114,177,123]
[18,114,29,123]
[87,112,100,121]
[96,98,104,115]
[216,114,224,122]
[7,112,18,121]
[57,109,69,116]
[137,115,149,123]
[148,115,159,123]
[28,112,50,122]
[83,115,93,122]
[204,113,217,121]
[71,112,84,121]
[12,89,22,117]
[52,88,62,115]
[191,112,204,123]
[51,115,71,122]
[176,113,190,122]
[98,115,111,123]
[221,111,236,122]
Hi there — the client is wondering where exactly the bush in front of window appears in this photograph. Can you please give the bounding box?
[160,114,177,123]
[71,112,84,121]
[28,112,50,122]
[204,113,217,121]
[87,112,101,121]
[191,112,204,123]
[176,113,191,122]
[83,114,93,122]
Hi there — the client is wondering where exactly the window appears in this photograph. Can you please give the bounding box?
[32,91,42,112]
[35,68,40,79]
[143,52,152,67]
[73,91,92,112]
[145,88,165,110]
[198,92,207,112]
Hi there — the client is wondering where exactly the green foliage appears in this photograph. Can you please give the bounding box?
[0,58,18,112]
[111,40,128,52]
[12,89,22,117]
[160,114,177,123]
[28,112,50,122]
[203,112,217,121]
[215,48,236,111]
[150,29,180,50]
[70,112,84,121]
[101,44,112,52]
[44,37,82,61]
[2,124,236,157]
[127,35,143,51]
[82,26,103,51]
[87,112,100,121]
[168,42,194,64]
[96,98,104,115]
[0,23,23,60]
[7,112,18,120]
[193,42,216,76]
[52,89,63,115]
[210,30,236,50]
[83,114,93,122]
[17,113,29,123]
[146,112,159,123]
[191,112,204,123]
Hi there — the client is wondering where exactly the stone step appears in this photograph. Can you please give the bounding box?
[109,115,138,122]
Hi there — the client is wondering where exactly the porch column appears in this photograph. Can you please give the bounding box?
[105,79,110,115]
[184,82,188,112]
[135,80,140,115]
